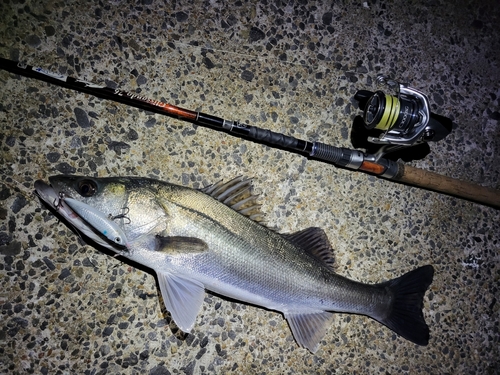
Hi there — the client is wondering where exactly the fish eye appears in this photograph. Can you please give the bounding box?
[114,237,122,243]
[77,179,98,197]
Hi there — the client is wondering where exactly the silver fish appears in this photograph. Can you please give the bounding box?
[34,175,434,353]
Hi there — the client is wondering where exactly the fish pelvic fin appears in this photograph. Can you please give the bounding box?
[157,271,205,332]
[284,310,334,353]
[376,265,434,345]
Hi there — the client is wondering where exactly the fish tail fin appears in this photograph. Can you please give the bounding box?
[376,265,434,345]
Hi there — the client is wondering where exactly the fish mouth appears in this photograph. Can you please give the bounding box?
[34,180,73,213]
[34,179,87,230]
[34,179,125,251]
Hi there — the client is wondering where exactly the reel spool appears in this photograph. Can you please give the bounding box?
[355,76,453,149]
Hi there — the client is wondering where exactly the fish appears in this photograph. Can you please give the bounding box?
[34,175,434,353]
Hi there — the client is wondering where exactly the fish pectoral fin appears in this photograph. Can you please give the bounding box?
[284,310,334,353]
[156,271,206,332]
[156,235,208,254]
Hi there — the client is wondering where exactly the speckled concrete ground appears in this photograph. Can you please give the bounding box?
[1,0,499,374]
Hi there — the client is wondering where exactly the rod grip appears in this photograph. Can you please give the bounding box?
[395,163,500,208]
[247,127,306,151]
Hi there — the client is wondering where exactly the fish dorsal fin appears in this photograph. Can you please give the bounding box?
[282,227,335,271]
[201,176,266,222]
[285,310,334,353]
[156,271,206,332]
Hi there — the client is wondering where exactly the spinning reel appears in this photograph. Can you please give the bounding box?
[354,76,453,160]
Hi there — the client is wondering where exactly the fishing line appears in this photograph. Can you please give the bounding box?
[1,57,499,208]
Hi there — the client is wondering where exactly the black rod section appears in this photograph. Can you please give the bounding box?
[0,57,373,173]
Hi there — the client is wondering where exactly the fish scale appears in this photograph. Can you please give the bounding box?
[35,175,434,353]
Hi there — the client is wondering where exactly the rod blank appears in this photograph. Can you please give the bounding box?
[1,57,498,209]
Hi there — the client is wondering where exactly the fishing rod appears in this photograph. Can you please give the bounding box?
[1,57,499,209]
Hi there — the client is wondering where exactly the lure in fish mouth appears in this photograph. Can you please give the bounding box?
[34,180,130,251]
[35,175,434,353]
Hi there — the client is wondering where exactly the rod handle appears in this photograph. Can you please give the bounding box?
[394,163,500,208]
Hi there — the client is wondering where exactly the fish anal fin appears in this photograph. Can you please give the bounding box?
[283,227,336,270]
[201,176,266,222]
[156,271,205,332]
[284,311,334,353]
[156,235,208,254]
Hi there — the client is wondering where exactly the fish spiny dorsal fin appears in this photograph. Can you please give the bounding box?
[201,176,266,222]
[282,227,336,271]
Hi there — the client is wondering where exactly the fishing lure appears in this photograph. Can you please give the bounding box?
[63,197,129,247]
